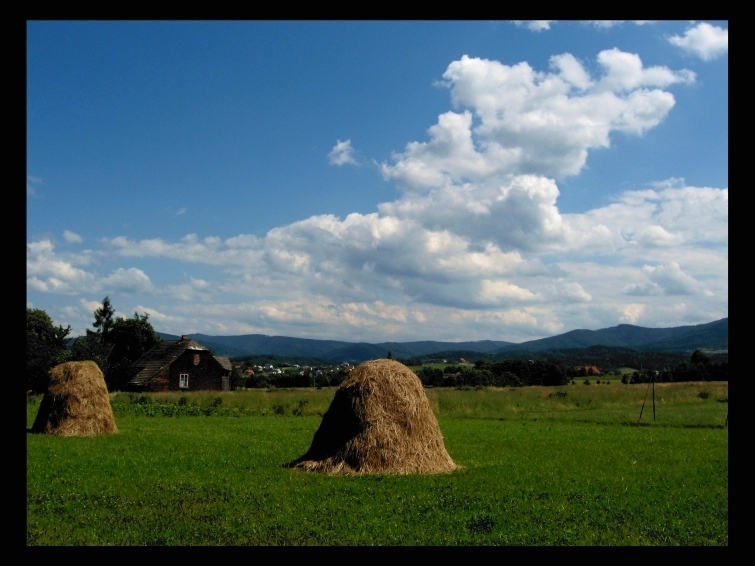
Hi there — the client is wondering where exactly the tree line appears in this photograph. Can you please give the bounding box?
[26,297,161,394]
[412,352,727,388]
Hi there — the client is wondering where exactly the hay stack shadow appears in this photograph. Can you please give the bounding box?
[285,359,457,475]
[30,360,118,436]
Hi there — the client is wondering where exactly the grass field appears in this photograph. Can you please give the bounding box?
[26,381,728,545]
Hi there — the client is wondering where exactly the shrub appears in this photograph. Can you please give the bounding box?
[292,400,308,416]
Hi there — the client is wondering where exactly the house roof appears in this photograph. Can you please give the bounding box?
[214,356,232,372]
[127,338,213,387]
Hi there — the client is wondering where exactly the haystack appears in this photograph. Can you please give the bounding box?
[286,359,457,475]
[31,360,118,436]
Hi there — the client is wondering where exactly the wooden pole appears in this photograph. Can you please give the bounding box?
[652,373,656,421]
[638,378,651,424]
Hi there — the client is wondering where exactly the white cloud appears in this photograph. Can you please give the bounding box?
[328,139,357,166]
[63,230,83,244]
[583,21,656,29]
[668,22,728,61]
[30,177,726,342]
[27,48,725,343]
[27,239,94,293]
[619,303,645,324]
[27,175,43,197]
[642,262,700,296]
[100,267,155,294]
[512,21,555,32]
[594,48,695,93]
[382,51,694,186]
[584,21,625,29]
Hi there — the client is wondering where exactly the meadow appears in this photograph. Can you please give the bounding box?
[26,381,728,545]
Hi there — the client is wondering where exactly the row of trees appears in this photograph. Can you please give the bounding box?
[416,359,570,388]
[26,297,161,394]
[622,349,728,384]
[413,351,727,389]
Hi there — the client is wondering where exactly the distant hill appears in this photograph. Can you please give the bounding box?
[155,333,512,362]
[155,317,726,362]
[492,318,727,353]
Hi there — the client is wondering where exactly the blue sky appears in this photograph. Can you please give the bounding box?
[27,20,728,343]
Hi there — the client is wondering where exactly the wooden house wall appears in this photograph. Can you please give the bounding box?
[167,350,229,391]
[143,367,170,392]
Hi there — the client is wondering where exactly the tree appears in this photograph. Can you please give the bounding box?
[105,312,162,390]
[69,296,117,372]
[26,308,71,394]
[69,298,161,390]
[691,349,710,365]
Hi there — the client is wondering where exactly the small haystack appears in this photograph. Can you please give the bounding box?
[31,360,118,436]
[286,359,457,475]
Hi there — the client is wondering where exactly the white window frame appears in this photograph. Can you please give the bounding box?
[179,373,189,389]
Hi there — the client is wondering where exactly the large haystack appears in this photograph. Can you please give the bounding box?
[286,359,457,475]
[31,360,118,436]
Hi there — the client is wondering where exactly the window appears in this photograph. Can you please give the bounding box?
[179,373,189,389]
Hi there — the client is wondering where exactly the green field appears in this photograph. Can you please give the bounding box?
[26,381,728,545]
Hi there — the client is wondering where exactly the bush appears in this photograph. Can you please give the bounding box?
[292,400,309,416]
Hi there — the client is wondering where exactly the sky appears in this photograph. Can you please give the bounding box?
[26,20,728,344]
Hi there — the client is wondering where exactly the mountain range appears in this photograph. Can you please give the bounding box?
[156,317,727,363]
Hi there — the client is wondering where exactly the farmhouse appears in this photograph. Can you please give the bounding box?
[126,335,232,392]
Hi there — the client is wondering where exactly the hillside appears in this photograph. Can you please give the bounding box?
[493,318,728,353]
[155,317,727,362]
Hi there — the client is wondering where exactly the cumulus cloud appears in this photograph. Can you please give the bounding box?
[381,50,694,187]
[100,267,155,294]
[328,139,357,166]
[27,239,94,294]
[27,48,725,342]
[63,230,83,244]
[643,262,701,295]
[512,21,555,32]
[619,303,645,324]
[668,22,728,61]
[41,179,724,340]
[584,21,624,29]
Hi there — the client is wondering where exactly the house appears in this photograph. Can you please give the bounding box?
[126,335,232,392]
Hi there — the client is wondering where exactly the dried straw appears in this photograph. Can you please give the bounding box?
[286,359,457,475]
[31,360,118,436]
